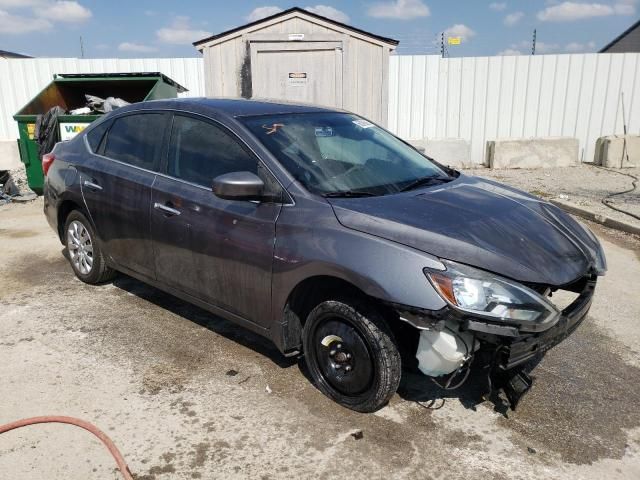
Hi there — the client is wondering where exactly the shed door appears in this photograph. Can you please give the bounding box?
[250,42,343,108]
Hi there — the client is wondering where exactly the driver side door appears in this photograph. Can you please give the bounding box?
[151,113,283,327]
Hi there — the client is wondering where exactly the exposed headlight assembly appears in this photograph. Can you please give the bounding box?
[424,261,561,332]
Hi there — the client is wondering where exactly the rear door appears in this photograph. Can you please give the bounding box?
[151,113,283,327]
[79,112,169,278]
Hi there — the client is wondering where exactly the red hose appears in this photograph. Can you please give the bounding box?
[0,416,133,480]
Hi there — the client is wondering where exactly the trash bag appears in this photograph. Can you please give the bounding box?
[34,105,65,160]
[0,170,17,196]
[85,94,130,114]
[69,106,91,115]
[0,170,37,203]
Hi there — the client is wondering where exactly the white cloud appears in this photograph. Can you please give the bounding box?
[156,16,212,44]
[368,0,430,20]
[565,40,597,51]
[535,41,560,53]
[35,1,91,23]
[489,2,507,11]
[0,9,51,34]
[614,0,636,14]
[0,0,42,7]
[444,24,476,42]
[245,6,283,22]
[504,11,524,26]
[305,5,350,23]
[501,40,560,55]
[118,42,158,53]
[0,0,91,32]
[536,1,635,22]
[497,48,522,56]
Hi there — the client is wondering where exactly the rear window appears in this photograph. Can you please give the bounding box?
[85,120,111,153]
[103,113,167,171]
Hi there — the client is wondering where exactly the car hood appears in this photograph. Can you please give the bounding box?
[328,175,601,286]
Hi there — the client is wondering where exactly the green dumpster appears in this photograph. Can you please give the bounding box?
[13,72,187,193]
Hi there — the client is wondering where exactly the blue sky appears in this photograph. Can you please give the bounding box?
[0,1,638,58]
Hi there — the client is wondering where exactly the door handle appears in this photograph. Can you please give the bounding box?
[83,180,102,191]
[154,202,181,216]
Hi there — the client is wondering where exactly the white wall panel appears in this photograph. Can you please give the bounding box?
[389,52,640,164]
[0,57,204,140]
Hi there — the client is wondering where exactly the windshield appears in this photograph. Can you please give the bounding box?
[241,112,451,196]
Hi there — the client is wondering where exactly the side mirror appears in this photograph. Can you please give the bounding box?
[212,171,264,201]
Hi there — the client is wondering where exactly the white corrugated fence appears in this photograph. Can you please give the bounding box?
[1,54,639,166]
[0,57,205,140]
[388,53,640,164]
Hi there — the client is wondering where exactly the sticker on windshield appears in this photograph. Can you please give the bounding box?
[352,119,374,129]
[262,123,285,135]
[314,127,333,137]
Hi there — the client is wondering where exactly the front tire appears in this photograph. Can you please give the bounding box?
[302,299,401,412]
[64,210,116,284]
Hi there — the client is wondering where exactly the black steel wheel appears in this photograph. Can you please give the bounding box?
[303,299,401,412]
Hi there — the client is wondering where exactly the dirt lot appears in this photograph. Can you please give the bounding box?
[1,198,640,480]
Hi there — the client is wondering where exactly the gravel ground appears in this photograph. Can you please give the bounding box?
[466,165,640,230]
[1,199,640,479]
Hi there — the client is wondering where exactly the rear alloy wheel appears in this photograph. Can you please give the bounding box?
[303,299,401,412]
[64,210,116,284]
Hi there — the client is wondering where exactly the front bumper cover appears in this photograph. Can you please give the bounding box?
[499,276,596,369]
[393,274,597,371]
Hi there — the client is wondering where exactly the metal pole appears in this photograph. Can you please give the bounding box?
[621,91,630,165]
[441,32,444,58]
[532,29,536,55]
[80,36,85,59]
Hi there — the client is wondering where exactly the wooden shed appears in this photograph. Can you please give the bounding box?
[193,7,398,126]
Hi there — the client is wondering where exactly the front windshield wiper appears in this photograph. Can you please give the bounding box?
[322,190,379,198]
[398,175,452,193]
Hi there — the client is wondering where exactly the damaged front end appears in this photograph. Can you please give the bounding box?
[392,262,600,409]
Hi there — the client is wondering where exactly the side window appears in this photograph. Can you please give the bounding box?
[103,113,167,171]
[168,115,257,187]
[85,119,111,153]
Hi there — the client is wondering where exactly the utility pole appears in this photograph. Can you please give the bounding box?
[531,29,536,56]
[441,32,444,58]
[79,36,85,58]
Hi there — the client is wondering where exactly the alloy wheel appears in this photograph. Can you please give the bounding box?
[67,220,94,275]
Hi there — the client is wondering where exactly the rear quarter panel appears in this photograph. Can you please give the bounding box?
[43,137,89,241]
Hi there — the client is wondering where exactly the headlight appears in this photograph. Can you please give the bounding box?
[424,261,560,332]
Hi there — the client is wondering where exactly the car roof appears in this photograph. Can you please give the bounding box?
[127,97,342,119]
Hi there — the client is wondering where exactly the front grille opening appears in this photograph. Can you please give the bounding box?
[528,275,589,313]
[547,289,580,312]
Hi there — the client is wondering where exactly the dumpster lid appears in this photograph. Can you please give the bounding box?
[54,72,188,93]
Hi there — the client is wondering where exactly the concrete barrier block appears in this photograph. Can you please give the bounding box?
[594,135,638,168]
[409,138,472,168]
[0,140,22,170]
[487,137,579,169]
